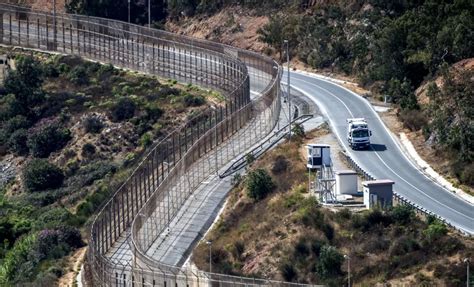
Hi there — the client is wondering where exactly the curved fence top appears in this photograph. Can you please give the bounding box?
[0,3,306,286]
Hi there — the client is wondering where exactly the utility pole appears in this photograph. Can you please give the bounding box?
[128,0,131,23]
[344,254,351,287]
[464,258,470,287]
[206,241,212,273]
[148,0,151,28]
[284,40,291,141]
[53,0,56,49]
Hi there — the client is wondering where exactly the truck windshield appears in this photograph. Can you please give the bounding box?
[352,130,369,138]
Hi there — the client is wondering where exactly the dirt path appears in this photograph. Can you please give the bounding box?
[57,247,87,287]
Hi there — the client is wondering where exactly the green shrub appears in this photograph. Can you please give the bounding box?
[97,63,115,77]
[7,129,29,156]
[292,123,305,138]
[460,163,474,186]
[36,208,73,229]
[22,159,64,192]
[389,235,420,256]
[27,123,71,158]
[82,114,104,134]
[389,204,414,225]
[245,153,255,165]
[81,143,96,158]
[183,94,205,107]
[144,103,164,121]
[67,66,89,85]
[280,261,297,282]
[57,63,70,74]
[3,115,30,135]
[35,226,83,261]
[0,233,37,284]
[42,63,59,78]
[110,98,136,122]
[352,209,391,231]
[423,221,448,242]
[246,168,275,201]
[139,133,153,147]
[316,245,343,279]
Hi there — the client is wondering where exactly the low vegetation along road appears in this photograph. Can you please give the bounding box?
[287,71,473,235]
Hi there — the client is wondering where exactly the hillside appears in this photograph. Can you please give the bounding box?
[163,0,474,189]
[192,127,474,286]
[0,47,218,285]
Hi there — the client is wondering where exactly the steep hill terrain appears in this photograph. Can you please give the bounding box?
[192,128,474,286]
[0,47,218,285]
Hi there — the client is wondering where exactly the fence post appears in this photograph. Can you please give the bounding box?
[0,11,3,44]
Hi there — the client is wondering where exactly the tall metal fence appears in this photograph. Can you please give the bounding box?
[0,4,322,287]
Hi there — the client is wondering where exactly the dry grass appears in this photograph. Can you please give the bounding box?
[191,126,474,286]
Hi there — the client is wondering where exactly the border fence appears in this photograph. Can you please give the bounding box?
[0,3,323,287]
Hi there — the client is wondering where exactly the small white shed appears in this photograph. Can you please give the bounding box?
[335,170,358,195]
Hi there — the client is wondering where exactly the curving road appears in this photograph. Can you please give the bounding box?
[287,71,473,235]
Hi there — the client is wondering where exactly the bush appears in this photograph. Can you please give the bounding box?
[0,233,37,284]
[389,235,420,256]
[35,226,83,260]
[139,133,153,147]
[23,159,64,192]
[316,245,343,279]
[245,153,255,165]
[389,204,414,225]
[280,261,297,282]
[81,143,96,158]
[7,129,29,156]
[292,123,305,138]
[271,155,288,174]
[423,221,448,242]
[82,114,104,134]
[399,109,427,131]
[67,66,89,85]
[352,209,391,231]
[460,163,474,186]
[42,63,59,78]
[183,94,205,107]
[36,208,73,229]
[144,103,164,121]
[3,115,30,135]
[246,168,275,201]
[27,122,71,158]
[109,98,136,122]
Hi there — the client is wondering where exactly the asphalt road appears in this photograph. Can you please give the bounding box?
[287,71,473,235]
[4,15,471,234]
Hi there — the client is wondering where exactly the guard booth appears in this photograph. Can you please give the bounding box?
[306,144,331,170]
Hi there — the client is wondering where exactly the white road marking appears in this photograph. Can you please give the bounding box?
[287,76,473,228]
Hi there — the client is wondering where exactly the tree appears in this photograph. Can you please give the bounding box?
[3,56,45,118]
[246,168,275,201]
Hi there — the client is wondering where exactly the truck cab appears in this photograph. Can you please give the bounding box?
[347,118,372,149]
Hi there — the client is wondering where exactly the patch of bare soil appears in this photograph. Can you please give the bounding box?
[166,7,268,53]
[57,247,87,287]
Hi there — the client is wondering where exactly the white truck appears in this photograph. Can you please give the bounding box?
[347,118,372,149]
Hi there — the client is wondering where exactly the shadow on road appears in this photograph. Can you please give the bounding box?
[370,144,387,151]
